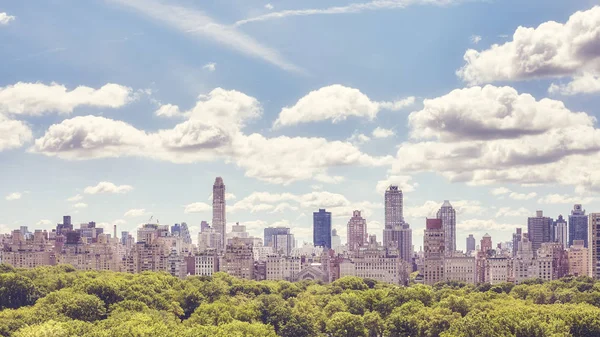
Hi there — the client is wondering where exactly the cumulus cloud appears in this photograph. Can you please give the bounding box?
[548,73,600,96]
[393,85,600,191]
[0,115,32,152]
[265,3,274,10]
[490,187,510,196]
[84,182,133,194]
[124,208,147,217]
[203,62,216,71]
[184,202,211,213]
[537,194,595,204]
[495,207,530,218]
[375,175,417,194]
[73,202,88,208]
[404,200,484,219]
[155,104,182,118]
[67,194,83,202]
[0,12,15,25]
[0,82,132,116]
[372,127,395,138]
[5,192,22,201]
[273,85,414,128]
[457,219,520,232]
[457,6,600,86]
[509,192,537,200]
[348,133,371,145]
[235,0,462,26]
[32,88,394,185]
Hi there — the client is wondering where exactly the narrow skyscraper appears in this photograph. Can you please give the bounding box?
[347,210,367,251]
[423,218,445,285]
[554,215,568,248]
[313,209,332,248]
[385,185,403,228]
[212,177,226,249]
[466,234,476,254]
[588,213,600,278]
[437,200,456,255]
[569,204,588,247]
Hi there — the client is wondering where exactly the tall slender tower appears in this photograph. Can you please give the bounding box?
[313,209,332,248]
[212,177,226,248]
[527,210,553,255]
[437,200,456,256]
[569,204,588,247]
[347,210,367,251]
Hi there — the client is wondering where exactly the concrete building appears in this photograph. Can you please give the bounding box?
[219,238,254,280]
[194,252,218,276]
[437,200,456,255]
[272,233,295,256]
[347,210,367,251]
[385,185,404,227]
[466,234,476,255]
[568,240,588,277]
[554,215,568,248]
[528,211,553,255]
[486,257,510,284]
[423,218,445,285]
[198,229,222,253]
[212,177,226,249]
[513,235,536,284]
[444,256,476,284]
[265,255,302,281]
[313,209,332,248]
[264,227,290,247]
[481,233,492,254]
[512,228,523,257]
[588,213,600,278]
[569,204,588,247]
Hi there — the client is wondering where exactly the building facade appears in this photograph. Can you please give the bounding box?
[347,210,367,251]
[437,200,456,255]
[569,204,588,247]
[588,213,600,278]
[423,218,445,285]
[528,211,553,255]
[313,209,332,248]
[212,177,226,249]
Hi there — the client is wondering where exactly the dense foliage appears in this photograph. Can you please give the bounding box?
[1,265,600,336]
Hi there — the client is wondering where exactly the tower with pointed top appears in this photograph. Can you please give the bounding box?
[437,200,456,255]
[212,177,226,249]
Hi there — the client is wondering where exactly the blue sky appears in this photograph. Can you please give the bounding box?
[1,0,600,251]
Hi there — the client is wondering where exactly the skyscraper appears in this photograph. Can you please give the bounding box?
[423,218,445,285]
[588,213,600,278]
[385,185,403,228]
[527,210,553,255]
[480,233,492,253]
[466,234,476,254]
[264,227,291,247]
[512,228,523,257]
[313,209,332,248]
[437,200,456,255]
[212,177,226,248]
[554,215,568,248]
[569,204,588,247]
[347,210,367,251]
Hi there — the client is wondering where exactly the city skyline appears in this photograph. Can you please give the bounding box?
[2,1,600,251]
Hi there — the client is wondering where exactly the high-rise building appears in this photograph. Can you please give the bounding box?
[554,215,568,248]
[347,210,367,251]
[527,211,553,255]
[212,177,226,249]
[437,200,456,255]
[200,221,210,233]
[423,218,445,285]
[313,209,332,248]
[588,213,600,278]
[385,185,403,228]
[272,233,296,256]
[264,227,290,247]
[568,240,588,277]
[466,234,476,254]
[512,228,523,257]
[480,233,492,253]
[569,204,588,247]
[331,229,342,251]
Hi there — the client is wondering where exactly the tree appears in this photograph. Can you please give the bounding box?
[36,289,106,322]
[326,312,367,337]
[0,273,38,309]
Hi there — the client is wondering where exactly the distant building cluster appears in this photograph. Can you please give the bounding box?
[1,178,599,285]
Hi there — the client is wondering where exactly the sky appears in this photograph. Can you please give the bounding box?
[1,0,600,251]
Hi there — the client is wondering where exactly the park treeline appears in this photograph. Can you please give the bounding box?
[1,265,600,337]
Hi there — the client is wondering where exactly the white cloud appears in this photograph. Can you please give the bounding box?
[265,3,274,10]
[36,219,53,226]
[235,0,462,26]
[5,192,22,201]
[0,115,33,152]
[0,82,132,116]
[124,208,147,217]
[490,187,510,196]
[74,202,88,209]
[470,35,482,44]
[270,202,299,213]
[155,104,182,118]
[348,133,371,145]
[457,219,520,232]
[548,73,600,96]
[203,62,216,72]
[84,182,133,194]
[32,88,392,185]
[0,12,15,25]
[372,127,395,139]
[273,85,414,128]
[67,194,83,202]
[404,200,484,219]
[375,175,417,194]
[495,207,530,218]
[457,6,600,85]
[509,192,537,200]
[537,194,595,205]
[108,0,300,72]
[184,202,211,214]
